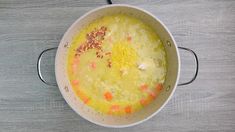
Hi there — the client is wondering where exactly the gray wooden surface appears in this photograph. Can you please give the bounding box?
[0,0,235,131]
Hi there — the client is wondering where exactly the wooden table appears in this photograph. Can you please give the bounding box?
[0,0,235,131]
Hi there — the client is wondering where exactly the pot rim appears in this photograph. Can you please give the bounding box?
[55,4,180,128]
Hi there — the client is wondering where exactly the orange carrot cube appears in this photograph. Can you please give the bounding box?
[83,97,90,104]
[156,83,163,91]
[72,79,79,85]
[110,105,120,111]
[125,105,132,114]
[140,84,148,91]
[148,91,157,99]
[127,36,132,41]
[90,61,96,69]
[104,91,113,101]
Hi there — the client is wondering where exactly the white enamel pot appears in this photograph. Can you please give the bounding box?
[37,4,199,128]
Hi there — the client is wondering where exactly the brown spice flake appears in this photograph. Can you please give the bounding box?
[107,59,112,68]
[75,26,108,58]
[105,52,111,56]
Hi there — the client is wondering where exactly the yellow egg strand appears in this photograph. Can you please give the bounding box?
[111,41,137,70]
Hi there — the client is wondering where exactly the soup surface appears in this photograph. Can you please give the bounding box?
[67,14,167,115]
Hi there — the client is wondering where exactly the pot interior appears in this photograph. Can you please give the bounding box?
[55,5,180,127]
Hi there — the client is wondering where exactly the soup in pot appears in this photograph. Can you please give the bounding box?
[67,14,167,115]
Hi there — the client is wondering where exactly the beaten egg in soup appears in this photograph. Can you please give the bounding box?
[67,14,167,115]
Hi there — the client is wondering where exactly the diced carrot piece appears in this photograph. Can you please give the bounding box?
[83,97,90,104]
[90,61,96,69]
[72,79,79,85]
[125,105,132,114]
[156,83,163,91]
[110,105,120,112]
[140,99,147,106]
[140,96,152,106]
[72,63,77,71]
[140,84,148,91]
[127,36,132,41]
[104,91,113,101]
[76,89,90,104]
[148,91,157,99]
[72,58,79,74]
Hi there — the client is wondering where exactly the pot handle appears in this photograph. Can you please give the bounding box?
[37,47,199,86]
[37,47,58,86]
[177,47,199,86]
